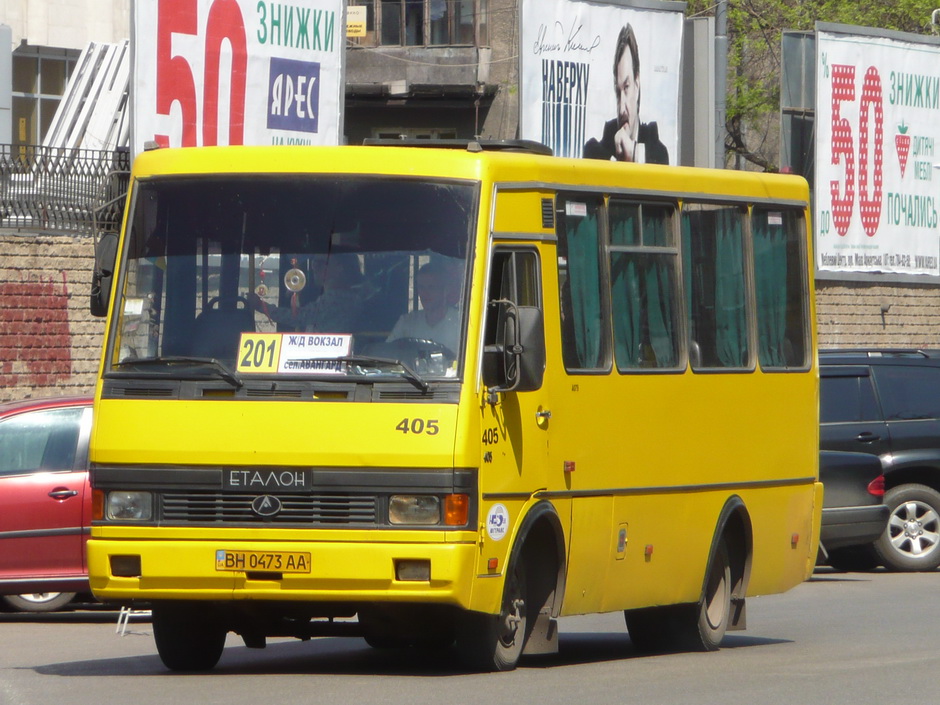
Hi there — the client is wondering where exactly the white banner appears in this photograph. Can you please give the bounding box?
[519,0,683,163]
[816,29,940,276]
[131,0,344,156]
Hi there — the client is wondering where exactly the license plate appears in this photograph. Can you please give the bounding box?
[215,550,311,573]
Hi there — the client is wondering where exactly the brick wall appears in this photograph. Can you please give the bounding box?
[0,232,104,402]
[816,280,940,349]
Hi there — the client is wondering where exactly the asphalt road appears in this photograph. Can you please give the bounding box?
[1,568,938,705]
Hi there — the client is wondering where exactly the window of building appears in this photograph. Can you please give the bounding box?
[348,0,487,47]
[372,127,458,140]
[11,46,79,147]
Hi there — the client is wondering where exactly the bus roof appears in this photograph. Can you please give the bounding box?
[131,144,810,205]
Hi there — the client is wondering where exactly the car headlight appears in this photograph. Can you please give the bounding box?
[389,495,440,525]
[106,491,153,521]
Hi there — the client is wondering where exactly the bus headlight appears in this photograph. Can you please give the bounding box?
[106,491,153,521]
[389,495,440,525]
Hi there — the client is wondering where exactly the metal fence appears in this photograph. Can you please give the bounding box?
[0,144,130,236]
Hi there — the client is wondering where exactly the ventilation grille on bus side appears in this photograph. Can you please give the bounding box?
[542,198,555,229]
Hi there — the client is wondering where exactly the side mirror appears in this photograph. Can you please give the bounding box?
[90,232,118,317]
[483,301,545,399]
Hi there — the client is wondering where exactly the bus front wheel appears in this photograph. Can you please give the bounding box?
[456,560,528,671]
[152,602,227,671]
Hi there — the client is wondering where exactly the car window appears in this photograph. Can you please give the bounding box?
[820,374,880,423]
[873,366,940,421]
[0,407,84,476]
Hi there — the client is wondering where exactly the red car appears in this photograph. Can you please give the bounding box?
[0,396,93,612]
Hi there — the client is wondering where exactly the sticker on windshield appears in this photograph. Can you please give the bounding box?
[486,504,510,541]
[237,333,351,374]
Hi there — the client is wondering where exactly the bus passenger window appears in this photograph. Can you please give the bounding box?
[556,195,608,371]
[753,208,808,369]
[681,204,750,370]
[608,201,680,370]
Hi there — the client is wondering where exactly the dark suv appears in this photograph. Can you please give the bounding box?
[820,349,940,571]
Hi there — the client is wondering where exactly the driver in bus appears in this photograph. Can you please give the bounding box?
[387,260,461,354]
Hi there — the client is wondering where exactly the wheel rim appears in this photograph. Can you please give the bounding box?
[16,593,63,604]
[888,500,940,559]
[703,561,730,630]
[498,569,526,648]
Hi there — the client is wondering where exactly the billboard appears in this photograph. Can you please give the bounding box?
[816,26,940,277]
[131,0,345,156]
[519,0,684,163]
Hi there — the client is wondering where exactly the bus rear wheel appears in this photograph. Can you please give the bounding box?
[625,541,731,653]
[456,561,528,671]
[152,602,227,671]
[693,541,732,650]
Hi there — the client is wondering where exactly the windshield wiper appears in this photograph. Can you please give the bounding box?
[336,355,429,393]
[112,356,244,388]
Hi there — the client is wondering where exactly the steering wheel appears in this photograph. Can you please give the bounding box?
[365,337,456,375]
[206,295,251,310]
[393,337,456,360]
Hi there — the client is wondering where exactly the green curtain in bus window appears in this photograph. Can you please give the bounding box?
[610,204,678,369]
[682,206,748,369]
[560,200,603,369]
[714,207,747,367]
[610,205,642,366]
[753,210,787,366]
[645,255,678,367]
[611,253,679,369]
[753,208,806,368]
[610,253,642,366]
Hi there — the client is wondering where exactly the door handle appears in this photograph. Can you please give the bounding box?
[855,432,881,443]
[48,489,78,500]
[536,410,552,420]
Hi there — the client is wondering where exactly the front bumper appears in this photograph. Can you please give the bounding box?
[88,533,479,606]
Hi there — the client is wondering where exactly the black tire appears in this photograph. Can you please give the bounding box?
[1,592,76,613]
[874,484,940,572]
[152,602,227,671]
[456,560,528,672]
[825,544,880,572]
[625,541,731,653]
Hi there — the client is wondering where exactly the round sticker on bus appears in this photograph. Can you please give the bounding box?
[486,504,510,541]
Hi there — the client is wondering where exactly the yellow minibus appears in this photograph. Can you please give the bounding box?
[88,141,822,671]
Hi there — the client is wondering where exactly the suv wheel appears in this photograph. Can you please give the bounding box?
[874,484,940,572]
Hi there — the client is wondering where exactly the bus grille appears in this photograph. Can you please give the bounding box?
[161,491,378,525]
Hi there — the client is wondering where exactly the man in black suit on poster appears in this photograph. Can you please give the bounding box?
[583,23,669,165]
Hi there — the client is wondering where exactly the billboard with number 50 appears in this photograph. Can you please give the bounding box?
[131,0,345,156]
[816,25,940,277]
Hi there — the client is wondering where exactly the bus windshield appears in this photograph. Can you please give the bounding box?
[109,175,477,383]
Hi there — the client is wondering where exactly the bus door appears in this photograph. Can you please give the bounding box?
[479,247,550,560]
